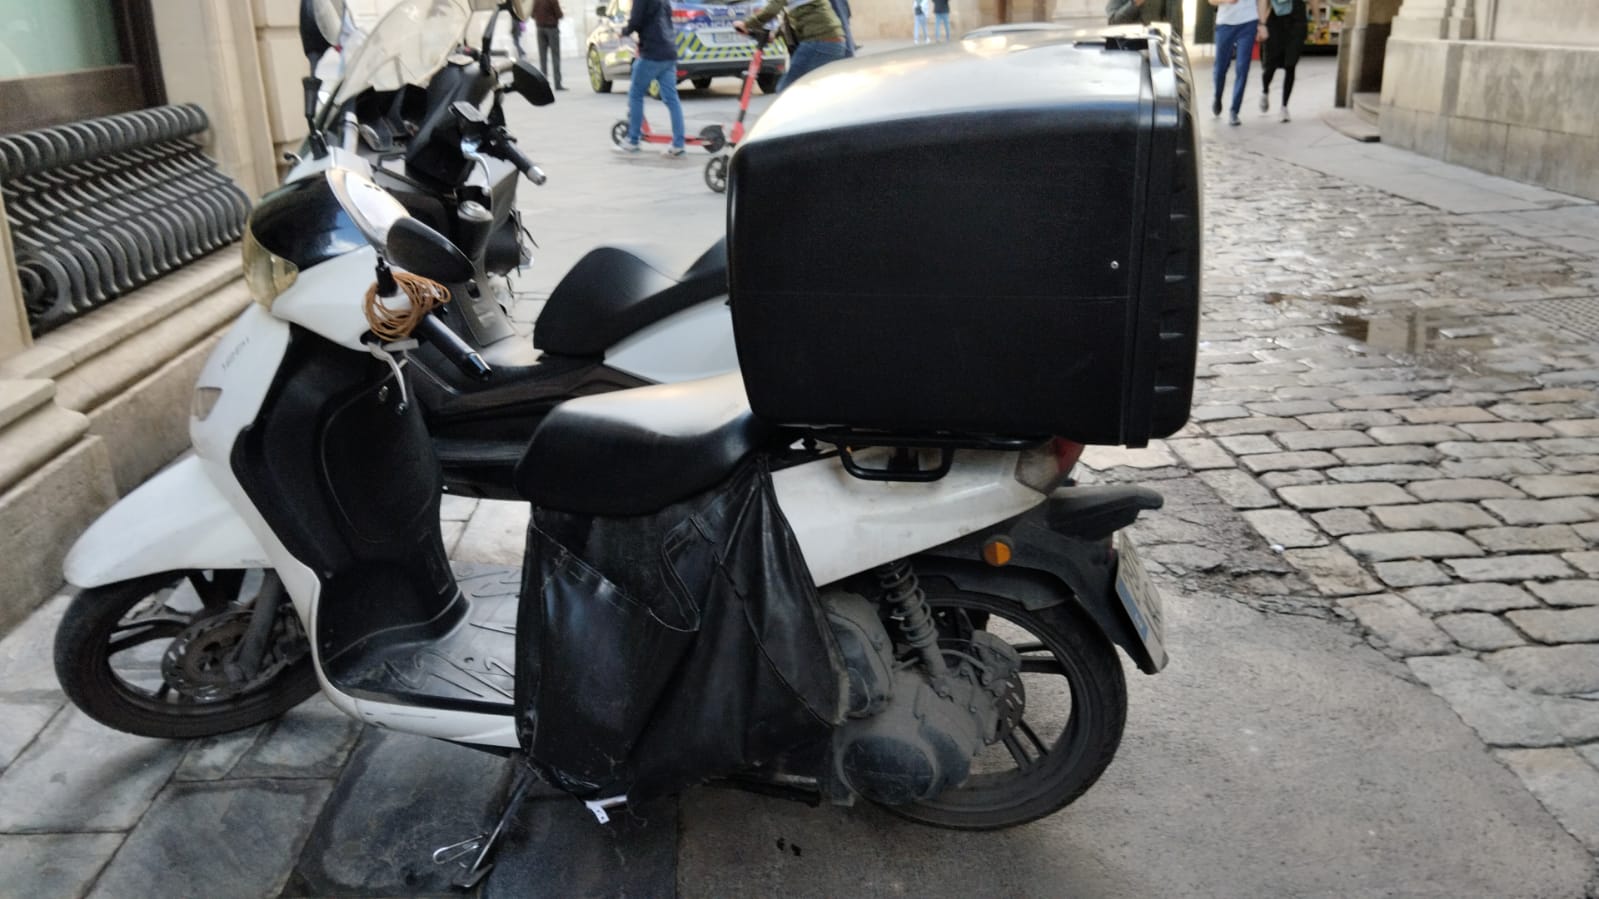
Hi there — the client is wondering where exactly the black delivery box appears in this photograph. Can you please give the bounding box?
[727,26,1200,447]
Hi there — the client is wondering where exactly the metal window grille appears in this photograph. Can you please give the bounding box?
[0,104,251,337]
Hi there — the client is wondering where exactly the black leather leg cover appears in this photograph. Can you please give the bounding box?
[514,458,847,801]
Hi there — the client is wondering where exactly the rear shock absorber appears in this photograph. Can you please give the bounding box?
[877,560,949,682]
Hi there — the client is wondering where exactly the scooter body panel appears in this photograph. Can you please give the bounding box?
[269,246,385,352]
[62,454,270,588]
[772,449,1046,588]
[604,299,738,383]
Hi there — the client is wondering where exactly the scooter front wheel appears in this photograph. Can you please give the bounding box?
[53,569,318,739]
[610,121,628,147]
[878,576,1128,830]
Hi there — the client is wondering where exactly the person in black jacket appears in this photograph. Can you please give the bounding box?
[616,0,686,156]
[1106,0,1183,34]
[1259,0,1318,121]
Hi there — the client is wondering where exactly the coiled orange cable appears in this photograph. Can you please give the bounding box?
[363,272,452,341]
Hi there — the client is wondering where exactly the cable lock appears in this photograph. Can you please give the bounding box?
[363,269,452,341]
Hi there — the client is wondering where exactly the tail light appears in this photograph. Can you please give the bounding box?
[1014,438,1084,493]
[672,9,709,23]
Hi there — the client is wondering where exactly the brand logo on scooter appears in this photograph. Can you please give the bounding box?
[221,336,252,372]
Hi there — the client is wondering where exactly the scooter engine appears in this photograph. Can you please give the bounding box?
[824,592,1023,806]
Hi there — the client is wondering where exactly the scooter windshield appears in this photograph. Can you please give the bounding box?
[332,0,471,105]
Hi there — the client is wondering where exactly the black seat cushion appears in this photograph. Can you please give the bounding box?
[514,373,776,516]
[533,239,728,358]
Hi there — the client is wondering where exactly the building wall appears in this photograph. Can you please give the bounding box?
[1491,0,1599,47]
[0,0,267,634]
[1380,0,1599,201]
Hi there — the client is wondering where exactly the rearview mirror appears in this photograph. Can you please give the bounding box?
[387,219,477,284]
[300,0,345,65]
[511,61,557,106]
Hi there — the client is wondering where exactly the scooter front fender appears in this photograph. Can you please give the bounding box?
[63,453,271,588]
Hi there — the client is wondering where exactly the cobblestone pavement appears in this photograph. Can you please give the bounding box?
[3,52,1599,897]
[1096,65,1599,861]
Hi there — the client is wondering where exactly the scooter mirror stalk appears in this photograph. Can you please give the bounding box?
[302,76,327,157]
[479,8,503,76]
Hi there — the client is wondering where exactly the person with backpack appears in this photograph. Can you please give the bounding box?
[735,0,846,92]
[913,0,929,43]
[615,0,686,157]
[1259,0,1318,121]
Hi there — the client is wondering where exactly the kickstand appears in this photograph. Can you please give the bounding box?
[432,759,538,890]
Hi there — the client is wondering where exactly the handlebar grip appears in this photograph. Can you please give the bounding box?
[415,314,493,381]
[499,139,547,186]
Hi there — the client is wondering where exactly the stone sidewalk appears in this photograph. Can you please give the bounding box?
[1099,58,1599,859]
[2,52,1598,898]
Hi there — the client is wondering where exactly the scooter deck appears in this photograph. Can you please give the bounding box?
[330,565,521,714]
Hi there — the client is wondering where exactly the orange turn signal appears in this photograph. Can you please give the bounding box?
[982,537,1014,567]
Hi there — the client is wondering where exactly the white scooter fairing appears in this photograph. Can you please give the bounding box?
[63,455,270,588]
[61,253,739,590]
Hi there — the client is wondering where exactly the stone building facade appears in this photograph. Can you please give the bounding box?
[0,0,351,634]
[1380,0,1599,200]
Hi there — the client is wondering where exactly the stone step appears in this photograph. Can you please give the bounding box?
[1321,106,1382,143]
[1353,91,1382,123]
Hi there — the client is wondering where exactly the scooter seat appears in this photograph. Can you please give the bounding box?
[514,372,776,516]
[533,239,727,358]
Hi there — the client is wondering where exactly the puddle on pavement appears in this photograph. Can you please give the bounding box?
[1327,310,1498,354]
[1270,293,1498,354]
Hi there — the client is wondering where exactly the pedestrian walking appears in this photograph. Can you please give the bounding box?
[829,0,856,56]
[1259,0,1316,121]
[512,18,530,60]
[913,0,929,44]
[616,0,686,157]
[1210,0,1260,127]
[932,0,951,41]
[1105,0,1183,35]
[532,0,568,91]
[735,0,846,92]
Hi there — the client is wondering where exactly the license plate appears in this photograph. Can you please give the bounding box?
[702,29,753,45]
[1114,533,1168,670]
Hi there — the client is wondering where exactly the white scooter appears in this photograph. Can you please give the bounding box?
[55,157,1167,886]
[53,0,742,737]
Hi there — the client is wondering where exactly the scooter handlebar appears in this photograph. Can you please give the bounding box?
[415,314,493,381]
[497,137,547,186]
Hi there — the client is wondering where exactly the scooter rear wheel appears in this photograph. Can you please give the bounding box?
[54,569,318,739]
[877,576,1128,830]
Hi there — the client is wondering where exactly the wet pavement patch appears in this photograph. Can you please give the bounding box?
[283,730,510,897]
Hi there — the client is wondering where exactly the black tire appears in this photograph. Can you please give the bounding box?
[611,121,629,146]
[880,575,1128,830]
[54,570,319,740]
[588,47,612,93]
[756,72,779,94]
[691,76,713,90]
[704,155,728,193]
